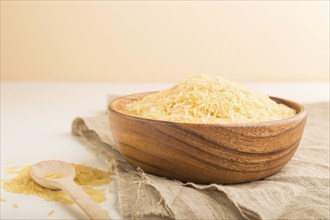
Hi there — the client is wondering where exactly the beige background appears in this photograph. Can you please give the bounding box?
[1,1,329,82]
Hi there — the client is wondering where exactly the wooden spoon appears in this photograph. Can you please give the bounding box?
[30,160,111,220]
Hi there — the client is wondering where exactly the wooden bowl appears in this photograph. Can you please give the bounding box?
[108,92,307,184]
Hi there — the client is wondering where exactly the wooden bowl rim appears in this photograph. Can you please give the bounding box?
[108,91,307,127]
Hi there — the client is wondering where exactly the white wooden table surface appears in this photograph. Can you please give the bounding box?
[1,81,329,220]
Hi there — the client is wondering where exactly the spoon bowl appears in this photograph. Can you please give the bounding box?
[30,160,75,190]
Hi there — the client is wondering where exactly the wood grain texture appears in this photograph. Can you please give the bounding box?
[108,92,307,184]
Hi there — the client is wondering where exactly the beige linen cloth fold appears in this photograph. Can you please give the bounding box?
[72,100,329,220]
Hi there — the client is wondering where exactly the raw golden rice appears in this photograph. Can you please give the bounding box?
[44,172,66,179]
[48,210,55,216]
[122,74,296,124]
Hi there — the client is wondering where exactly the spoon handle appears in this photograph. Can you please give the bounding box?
[59,179,111,220]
